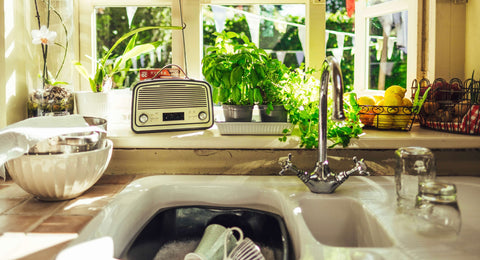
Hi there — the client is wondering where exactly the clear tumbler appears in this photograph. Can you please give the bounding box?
[395,147,436,213]
[415,181,461,238]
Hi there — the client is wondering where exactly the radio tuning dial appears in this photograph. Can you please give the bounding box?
[198,111,207,120]
[139,114,149,123]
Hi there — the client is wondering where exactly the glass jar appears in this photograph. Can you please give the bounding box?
[414,181,462,238]
[24,0,74,117]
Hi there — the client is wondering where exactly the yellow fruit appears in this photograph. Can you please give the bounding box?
[357,96,376,106]
[373,95,384,103]
[385,85,406,98]
[402,98,413,107]
[373,114,393,129]
[393,114,412,129]
[383,94,403,108]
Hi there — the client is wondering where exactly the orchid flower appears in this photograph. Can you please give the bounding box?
[31,25,57,46]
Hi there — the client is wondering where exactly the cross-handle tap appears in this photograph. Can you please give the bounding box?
[277,56,369,193]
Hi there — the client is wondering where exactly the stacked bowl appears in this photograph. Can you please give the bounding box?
[5,117,113,201]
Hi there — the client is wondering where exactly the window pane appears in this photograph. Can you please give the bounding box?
[95,6,172,88]
[367,11,408,90]
[202,4,305,68]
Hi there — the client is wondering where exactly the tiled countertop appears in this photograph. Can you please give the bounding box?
[0,174,140,260]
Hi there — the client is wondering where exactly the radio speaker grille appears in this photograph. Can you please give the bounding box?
[137,83,208,110]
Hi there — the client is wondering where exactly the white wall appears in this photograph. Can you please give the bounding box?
[465,0,480,78]
[2,0,28,125]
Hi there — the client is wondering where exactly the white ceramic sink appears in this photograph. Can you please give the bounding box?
[298,197,393,248]
[57,175,480,260]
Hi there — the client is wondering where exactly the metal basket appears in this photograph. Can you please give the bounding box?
[359,105,415,131]
[411,77,480,135]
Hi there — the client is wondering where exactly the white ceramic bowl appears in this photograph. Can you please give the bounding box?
[6,139,113,201]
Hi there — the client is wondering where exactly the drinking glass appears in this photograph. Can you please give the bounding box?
[395,147,436,213]
[415,181,461,238]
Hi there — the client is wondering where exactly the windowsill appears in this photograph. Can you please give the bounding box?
[108,122,480,150]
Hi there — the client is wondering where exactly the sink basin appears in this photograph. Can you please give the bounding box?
[298,196,394,248]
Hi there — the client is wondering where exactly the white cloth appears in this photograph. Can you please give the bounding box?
[0,115,106,180]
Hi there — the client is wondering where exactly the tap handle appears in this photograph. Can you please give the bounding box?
[353,157,369,176]
[278,153,293,176]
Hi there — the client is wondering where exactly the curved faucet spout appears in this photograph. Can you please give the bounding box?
[278,56,369,194]
[319,56,345,168]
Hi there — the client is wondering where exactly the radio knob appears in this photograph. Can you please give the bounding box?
[198,111,207,120]
[139,114,149,123]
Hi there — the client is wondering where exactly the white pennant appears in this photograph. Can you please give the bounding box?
[295,51,304,65]
[211,5,228,32]
[332,49,343,65]
[276,51,286,64]
[388,38,395,59]
[298,25,306,52]
[245,12,260,47]
[126,7,137,28]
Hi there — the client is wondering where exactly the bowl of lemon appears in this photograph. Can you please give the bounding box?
[357,85,414,130]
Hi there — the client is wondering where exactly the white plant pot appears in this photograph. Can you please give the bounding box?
[75,91,111,120]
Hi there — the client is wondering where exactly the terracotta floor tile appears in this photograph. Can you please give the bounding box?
[78,184,124,199]
[56,195,112,216]
[95,174,136,185]
[0,198,26,214]
[0,184,31,199]
[32,215,92,233]
[0,215,43,234]
[6,198,67,216]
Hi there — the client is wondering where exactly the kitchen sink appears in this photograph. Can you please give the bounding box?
[298,196,393,248]
[58,175,480,260]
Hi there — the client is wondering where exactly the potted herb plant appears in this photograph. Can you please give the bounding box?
[202,32,266,122]
[73,25,182,119]
[257,58,290,122]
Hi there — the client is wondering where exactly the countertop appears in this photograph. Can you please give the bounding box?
[1,175,479,259]
[0,174,140,260]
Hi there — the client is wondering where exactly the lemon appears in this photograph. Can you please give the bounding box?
[402,98,413,107]
[373,95,384,103]
[383,94,403,108]
[373,114,393,129]
[385,85,406,98]
[357,96,376,106]
[393,114,412,129]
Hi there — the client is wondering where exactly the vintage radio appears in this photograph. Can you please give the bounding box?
[131,77,214,133]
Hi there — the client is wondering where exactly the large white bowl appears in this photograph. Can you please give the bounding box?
[6,139,113,201]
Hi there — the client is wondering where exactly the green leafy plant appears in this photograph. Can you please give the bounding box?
[280,66,363,148]
[203,31,279,105]
[74,25,182,92]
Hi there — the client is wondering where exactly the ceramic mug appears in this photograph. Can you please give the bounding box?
[184,224,241,260]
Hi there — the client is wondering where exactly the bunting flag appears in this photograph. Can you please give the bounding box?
[295,51,305,65]
[276,51,286,64]
[346,0,355,17]
[211,5,228,32]
[298,26,306,53]
[126,7,138,28]
[244,12,261,47]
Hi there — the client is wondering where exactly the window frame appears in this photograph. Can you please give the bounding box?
[353,0,418,97]
[76,0,325,90]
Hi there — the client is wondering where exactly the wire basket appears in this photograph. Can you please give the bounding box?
[411,77,480,135]
[359,105,415,131]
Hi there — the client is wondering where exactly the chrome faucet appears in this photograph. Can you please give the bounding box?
[278,56,369,193]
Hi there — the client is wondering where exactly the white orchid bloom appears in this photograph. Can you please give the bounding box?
[31,25,57,45]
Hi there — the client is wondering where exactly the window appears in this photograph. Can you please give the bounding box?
[354,0,418,96]
[77,0,323,91]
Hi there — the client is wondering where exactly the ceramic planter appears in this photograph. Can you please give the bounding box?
[258,105,288,122]
[222,105,254,122]
[75,91,111,120]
